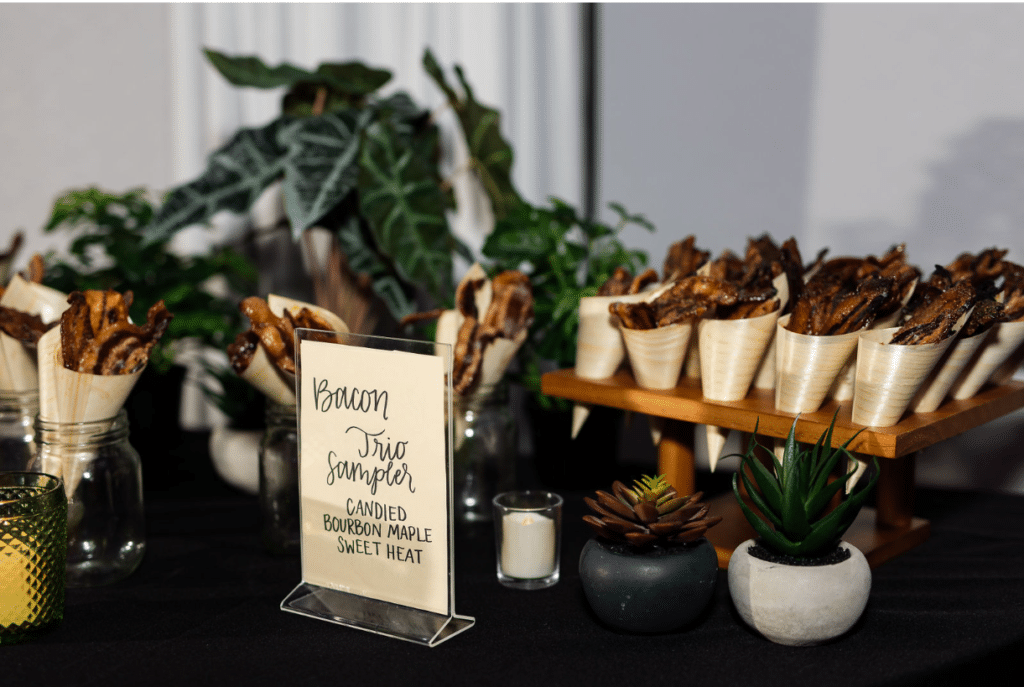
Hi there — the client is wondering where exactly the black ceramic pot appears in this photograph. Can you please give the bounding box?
[579,537,718,633]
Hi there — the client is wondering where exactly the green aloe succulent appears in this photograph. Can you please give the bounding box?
[584,474,722,549]
[731,412,878,559]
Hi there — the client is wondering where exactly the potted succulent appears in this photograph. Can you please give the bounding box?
[727,413,879,646]
[580,474,722,633]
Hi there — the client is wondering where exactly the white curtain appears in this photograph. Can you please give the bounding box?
[169,2,584,254]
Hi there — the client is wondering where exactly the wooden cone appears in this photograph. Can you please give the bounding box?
[698,306,780,402]
[575,293,646,380]
[774,314,861,414]
[852,328,955,427]
[949,320,1024,400]
[706,425,730,472]
[571,403,591,440]
[0,276,69,392]
[620,322,691,390]
[910,330,988,412]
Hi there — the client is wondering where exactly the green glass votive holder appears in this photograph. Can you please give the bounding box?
[0,472,67,644]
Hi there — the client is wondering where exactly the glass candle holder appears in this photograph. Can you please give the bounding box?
[0,472,67,644]
[34,410,145,587]
[492,491,563,590]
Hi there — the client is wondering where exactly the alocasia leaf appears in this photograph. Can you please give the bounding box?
[422,49,521,220]
[143,118,290,244]
[204,48,315,89]
[279,109,372,236]
[204,48,392,96]
[358,118,458,308]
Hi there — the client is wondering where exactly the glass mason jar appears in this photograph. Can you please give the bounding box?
[453,383,517,523]
[0,390,39,472]
[33,410,145,587]
[259,401,299,554]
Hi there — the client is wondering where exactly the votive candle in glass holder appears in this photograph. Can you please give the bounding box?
[493,491,562,590]
[0,472,67,644]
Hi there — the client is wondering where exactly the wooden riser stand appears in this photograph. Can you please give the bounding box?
[541,369,1024,569]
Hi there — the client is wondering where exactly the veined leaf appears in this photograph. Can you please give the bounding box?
[279,109,371,235]
[143,118,290,245]
[423,49,521,220]
[334,217,415,319]
[358,119,455,307]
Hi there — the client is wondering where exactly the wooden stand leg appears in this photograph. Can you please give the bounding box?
[658,420,696,496]
[876,452,916,530]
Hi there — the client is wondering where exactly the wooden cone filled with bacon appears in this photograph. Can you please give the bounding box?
[947,261,1024,399]
[36,289,173,495]
[1,272,70,392]
[699,307,780,402]
[226,295,349,406]
[402,264,534,450]
[851,279,974,427]
[619,322,691,390]
[774,314,862,414]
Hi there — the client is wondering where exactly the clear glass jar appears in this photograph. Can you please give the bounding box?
[33,410,145,587]
[0,390,39,472]
[259,401,299,554]
[453,383,517,523]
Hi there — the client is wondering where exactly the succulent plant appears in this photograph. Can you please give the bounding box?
[584,475,722,548]
[731,412,878,559]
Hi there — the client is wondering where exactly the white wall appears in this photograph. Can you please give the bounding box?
[599,3,1024,493]
[0,3,173,267]
[807,3,1024,272]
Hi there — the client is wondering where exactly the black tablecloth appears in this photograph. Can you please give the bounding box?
[6,438,1024,687]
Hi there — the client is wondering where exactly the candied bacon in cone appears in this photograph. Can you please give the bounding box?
[663,235,709,282]
[1000,260,1024,322]
[0,306,52,345]
[403,269,535,396]
[890,280,976,345]
[59,290,173,375]
[597,267,633,297]
[227,296,335,376]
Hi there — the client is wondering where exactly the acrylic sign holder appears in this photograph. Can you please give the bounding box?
[281,330,474,647]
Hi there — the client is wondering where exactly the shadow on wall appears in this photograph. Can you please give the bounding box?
[815,118,1024,270]
[913,118,1024,493]
[798,118,1024,493]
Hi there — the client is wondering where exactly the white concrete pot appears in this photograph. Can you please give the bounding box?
[728,539,871,646]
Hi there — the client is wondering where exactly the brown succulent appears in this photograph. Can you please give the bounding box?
[583,475,722,548]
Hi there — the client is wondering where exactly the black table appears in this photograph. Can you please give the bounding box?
[6,446,1024,687]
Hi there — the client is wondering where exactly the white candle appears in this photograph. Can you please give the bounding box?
[501,511,556,579]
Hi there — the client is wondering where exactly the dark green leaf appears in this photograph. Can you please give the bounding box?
[314,62,392,96]
[204,48,317,89]
[423,49,521,219]
[279,110,369,235]
[143,118,290,244]
[358,119,455,309]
